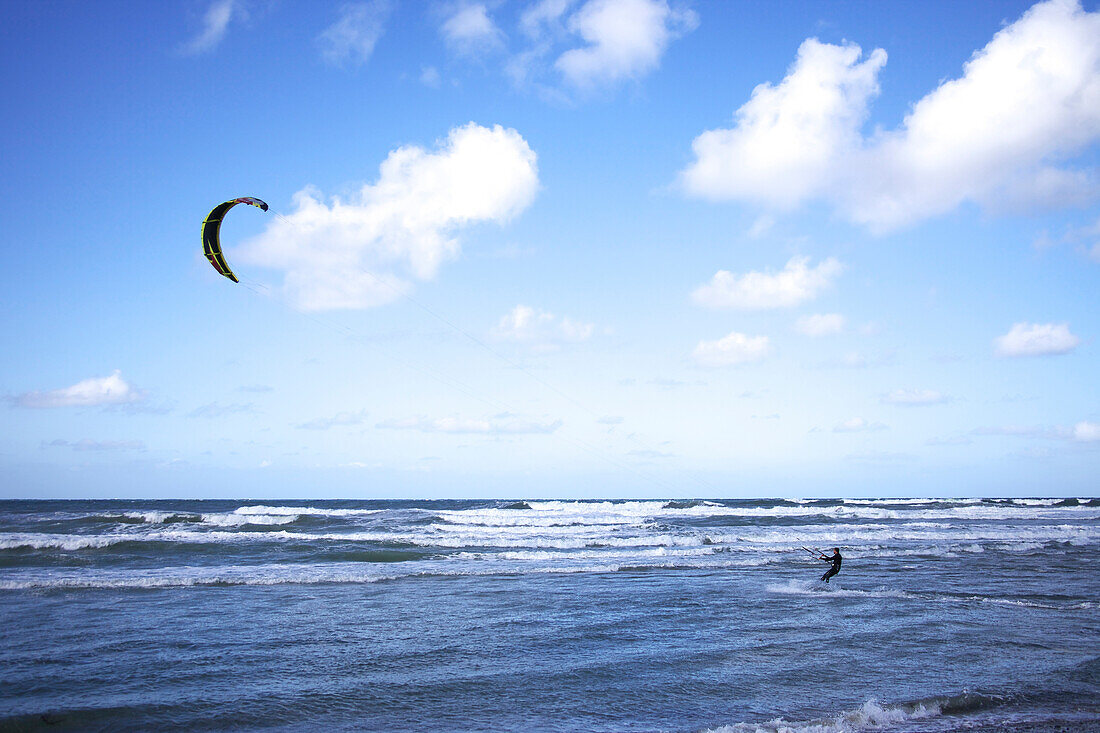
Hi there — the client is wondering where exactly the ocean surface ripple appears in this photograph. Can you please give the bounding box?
[1,497,1097,731]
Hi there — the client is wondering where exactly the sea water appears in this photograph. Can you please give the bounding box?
[1,498,1097,731]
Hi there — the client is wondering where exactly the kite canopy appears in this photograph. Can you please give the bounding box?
[202,197,268,283]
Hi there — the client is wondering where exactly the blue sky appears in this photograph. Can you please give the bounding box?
[2,0,1098,499]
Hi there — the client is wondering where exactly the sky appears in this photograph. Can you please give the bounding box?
[1,0,1098,499]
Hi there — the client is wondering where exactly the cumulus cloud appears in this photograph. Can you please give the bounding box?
[440,2,505,55]
[1074,421,1100,441]
[555,0,698,88]
[692,332,770,367]
[181,0,242,55]
[238,123,539,311]
[297,409,369,430]
[681,0,1100,231]
[377,413,562,434]
[882,389,950,406]
[492,305,595,351]
[319,1,390,66]
[994,322,1080,357]
[795,313,845,337]
[11,371,144,409]
[681,38,885,208]
[833,417,887,433]
[692,256,842,310]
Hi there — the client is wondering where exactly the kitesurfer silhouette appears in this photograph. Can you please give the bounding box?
[819,547,842,583]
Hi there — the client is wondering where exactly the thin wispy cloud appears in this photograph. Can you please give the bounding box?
[440,2,505,56]
[181,0,242,55]
[377,414,562,434]
[43,439,146,452]
[795,313,845,337]
[296,410,370,430]
[692,257,842,310]
[681,0,1100,231]
[319,1,391,67]
[882,389,950,406]
[188,402,255,419]
[10,371,145,409]
[238,123,539,311]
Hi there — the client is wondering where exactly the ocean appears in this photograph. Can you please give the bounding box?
[1,498,1097,732]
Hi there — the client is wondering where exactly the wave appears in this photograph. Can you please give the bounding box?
[703,692,1003,733]
[765,580,1095,610]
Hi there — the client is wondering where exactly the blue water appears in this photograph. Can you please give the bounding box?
[1,498,1098,731]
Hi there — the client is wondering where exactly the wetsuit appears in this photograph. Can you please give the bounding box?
[820,550,842,583]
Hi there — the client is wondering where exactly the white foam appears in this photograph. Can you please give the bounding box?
[705,699,941,733]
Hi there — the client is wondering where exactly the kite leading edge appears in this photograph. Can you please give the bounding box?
[202,197,268,283]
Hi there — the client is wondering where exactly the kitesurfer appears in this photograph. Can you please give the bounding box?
[819,547,842,583]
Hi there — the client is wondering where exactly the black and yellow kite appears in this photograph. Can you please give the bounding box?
[202,197,268,283]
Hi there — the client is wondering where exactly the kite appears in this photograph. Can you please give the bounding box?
[202,197,268,283]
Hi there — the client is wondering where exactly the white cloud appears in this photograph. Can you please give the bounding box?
[833,417,887,433]
[882,389,950,406]
[181,0,241,55]
[297,409,369,430]
[492,305,595,351]
[12,370,144,408]
[319,1,390,67]
[188,402,255,419]
[420,65,442,88]
[520,0,575,38]
[1074,421,1100,441]
[440,3,504,55]
[692,256,842,310]
[994,322,1080,357]
[681,38,885,208]
[681,0,1100,231]
[556,0,698,89]
[377,414,562,434]
[692,332,770,367]
[795,313,844,336]
[238,123,539,311]
[44,439,146,452]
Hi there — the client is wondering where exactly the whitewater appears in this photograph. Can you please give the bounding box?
[1,497,1097,731]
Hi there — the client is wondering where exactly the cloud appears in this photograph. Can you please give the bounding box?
[420,65,442,88]
[43,439,146,452]
[377,414,562,434]
[795,313,845,337]
[994,322,1080,357]
[238,123,539,311]
[181,0,242,55]
[681,38,885,208]
[973,421,1100,442]
[319,1,390,66]
[188,402,255,418]
[1073,421,1100,441]
[555,0,698,89]
[925,435,974,446]
[440,2,505,55]
[692,331,770,367]
[833,417,887,433]
[692,256,842,310]
[492,305,595,351]
[680,0,1100,231]
[296,409,369,430]
[11,370,144,408]
[882,389,950,406]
